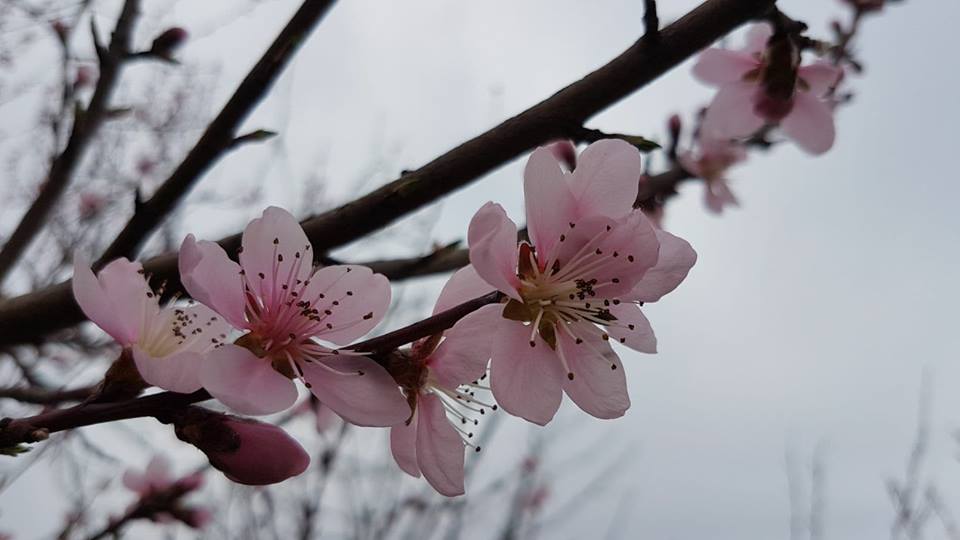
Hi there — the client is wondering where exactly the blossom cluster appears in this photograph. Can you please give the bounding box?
[73,140,696,497]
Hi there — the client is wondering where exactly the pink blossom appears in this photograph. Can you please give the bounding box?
[121,456,208,527]
[694,24,843,155]
[122,455,178,497]
[178,207,407,424]
[464,140,697,425]
[72,257,232,393]
[678,136,747,214]
[390,265,500,496]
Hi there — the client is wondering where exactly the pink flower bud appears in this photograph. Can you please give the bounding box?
[546,140,577,171]
[667,114,682,137]
[173,471,205,492]
[150,27,188,60]
[173,408,309,486]
[184,507,213,529]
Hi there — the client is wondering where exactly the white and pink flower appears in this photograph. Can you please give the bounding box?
[694,24,843,155]
[462,140,697,425]
[178,207,408,425]
[72,257,232,394]
[389,265,501,496]
[678,135,747,214]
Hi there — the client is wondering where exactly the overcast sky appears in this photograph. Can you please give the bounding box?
[2,0,959,538]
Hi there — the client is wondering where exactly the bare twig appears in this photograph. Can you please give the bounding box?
[0,385,96,405]
[0,0,142,287]
[643,0,660,41]
[0,0,776,347]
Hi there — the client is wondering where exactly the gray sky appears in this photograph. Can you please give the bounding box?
[3,0,960,538]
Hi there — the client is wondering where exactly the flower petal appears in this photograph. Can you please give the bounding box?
[417,393,466,497]
[301,355,408,427]
[701,81,766,140]
[122,470,149,494]
[489,318,564,426]
[705,177,739,214]
[179,235,246,329]
[524,146,576,263]
[558,323,630,419]
[568,139,642,220]
[630,229,697,303]
[430,303,501,388]
[72,256,151,345]
[239,207,314,307]
[604,303,657,353]
[199,344,298,415]
[467,202,521,300]
[693,48,758,86]
[433,265,496,315]
[798,62,842,97]
[780,91,835,155]
[133,347,203,394]
[299,265,392,345]
[390,412,421,478]
[144,455,172,488]
[743,23,772,55]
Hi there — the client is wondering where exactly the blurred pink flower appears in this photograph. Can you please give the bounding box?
[694,24,843,155]
[72,257,232,393]
[77,191,106,220]
[678,136,747,214]
[179,207,407,424]
[390,266,500,496]
[464,140,697,425]
[121,456,208,528]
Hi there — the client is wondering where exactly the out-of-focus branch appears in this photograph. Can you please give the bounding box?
[0,0,141,287]
[95,0,337,267]
[0,291,501,446]
[0,0,775,346]
[0,385,96,405]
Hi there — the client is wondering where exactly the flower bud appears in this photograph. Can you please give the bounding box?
[172,407,309,485]
[150,27,188,61]
[667,114,682,139]
[546,140,577,172]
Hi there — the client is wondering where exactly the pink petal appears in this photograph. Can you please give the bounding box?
[798,62,842,97]
[430,303,501,388]
[133,347,203,394]
[300,355,408,427]
[199,344,298,415]
[568,139,642,220]
[780,91,836,155]
[299,265,392,345]
[604,303,657,353]
[467,202,521,300]
[178,235,246,329]
[743,23,772,55]
[390,412,421,478]
[144,455,173,488]
[630,229,697,303]
[122,470,149,494]
[433,265,496,315]
[72,257,151,345]
[692,48,758,86]
[489,318,564,426]
[701,81,766,140]
[239,207,314,306]
[524,146,576,263]
[417,393,466,496]
[557,323,630,419]
[705,177,740,214]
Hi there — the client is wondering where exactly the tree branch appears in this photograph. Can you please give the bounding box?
[0,0,775,347]
[94,0,337,268]
[0,0,141,287]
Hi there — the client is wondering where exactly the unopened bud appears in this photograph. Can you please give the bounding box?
[172,407,309,485]
[667,114,682,138]
[74,65,94,89]
[150,27,188,61]
[546,140,577,171]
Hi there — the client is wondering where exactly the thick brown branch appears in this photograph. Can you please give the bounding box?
[0,0,141,286]
[95,0,337,268]
[0,0,774,347]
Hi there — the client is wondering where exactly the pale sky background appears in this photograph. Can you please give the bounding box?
[2,0,959,539]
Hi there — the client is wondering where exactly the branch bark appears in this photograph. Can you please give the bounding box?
[0,0,141,286]
[0,0,774,347]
